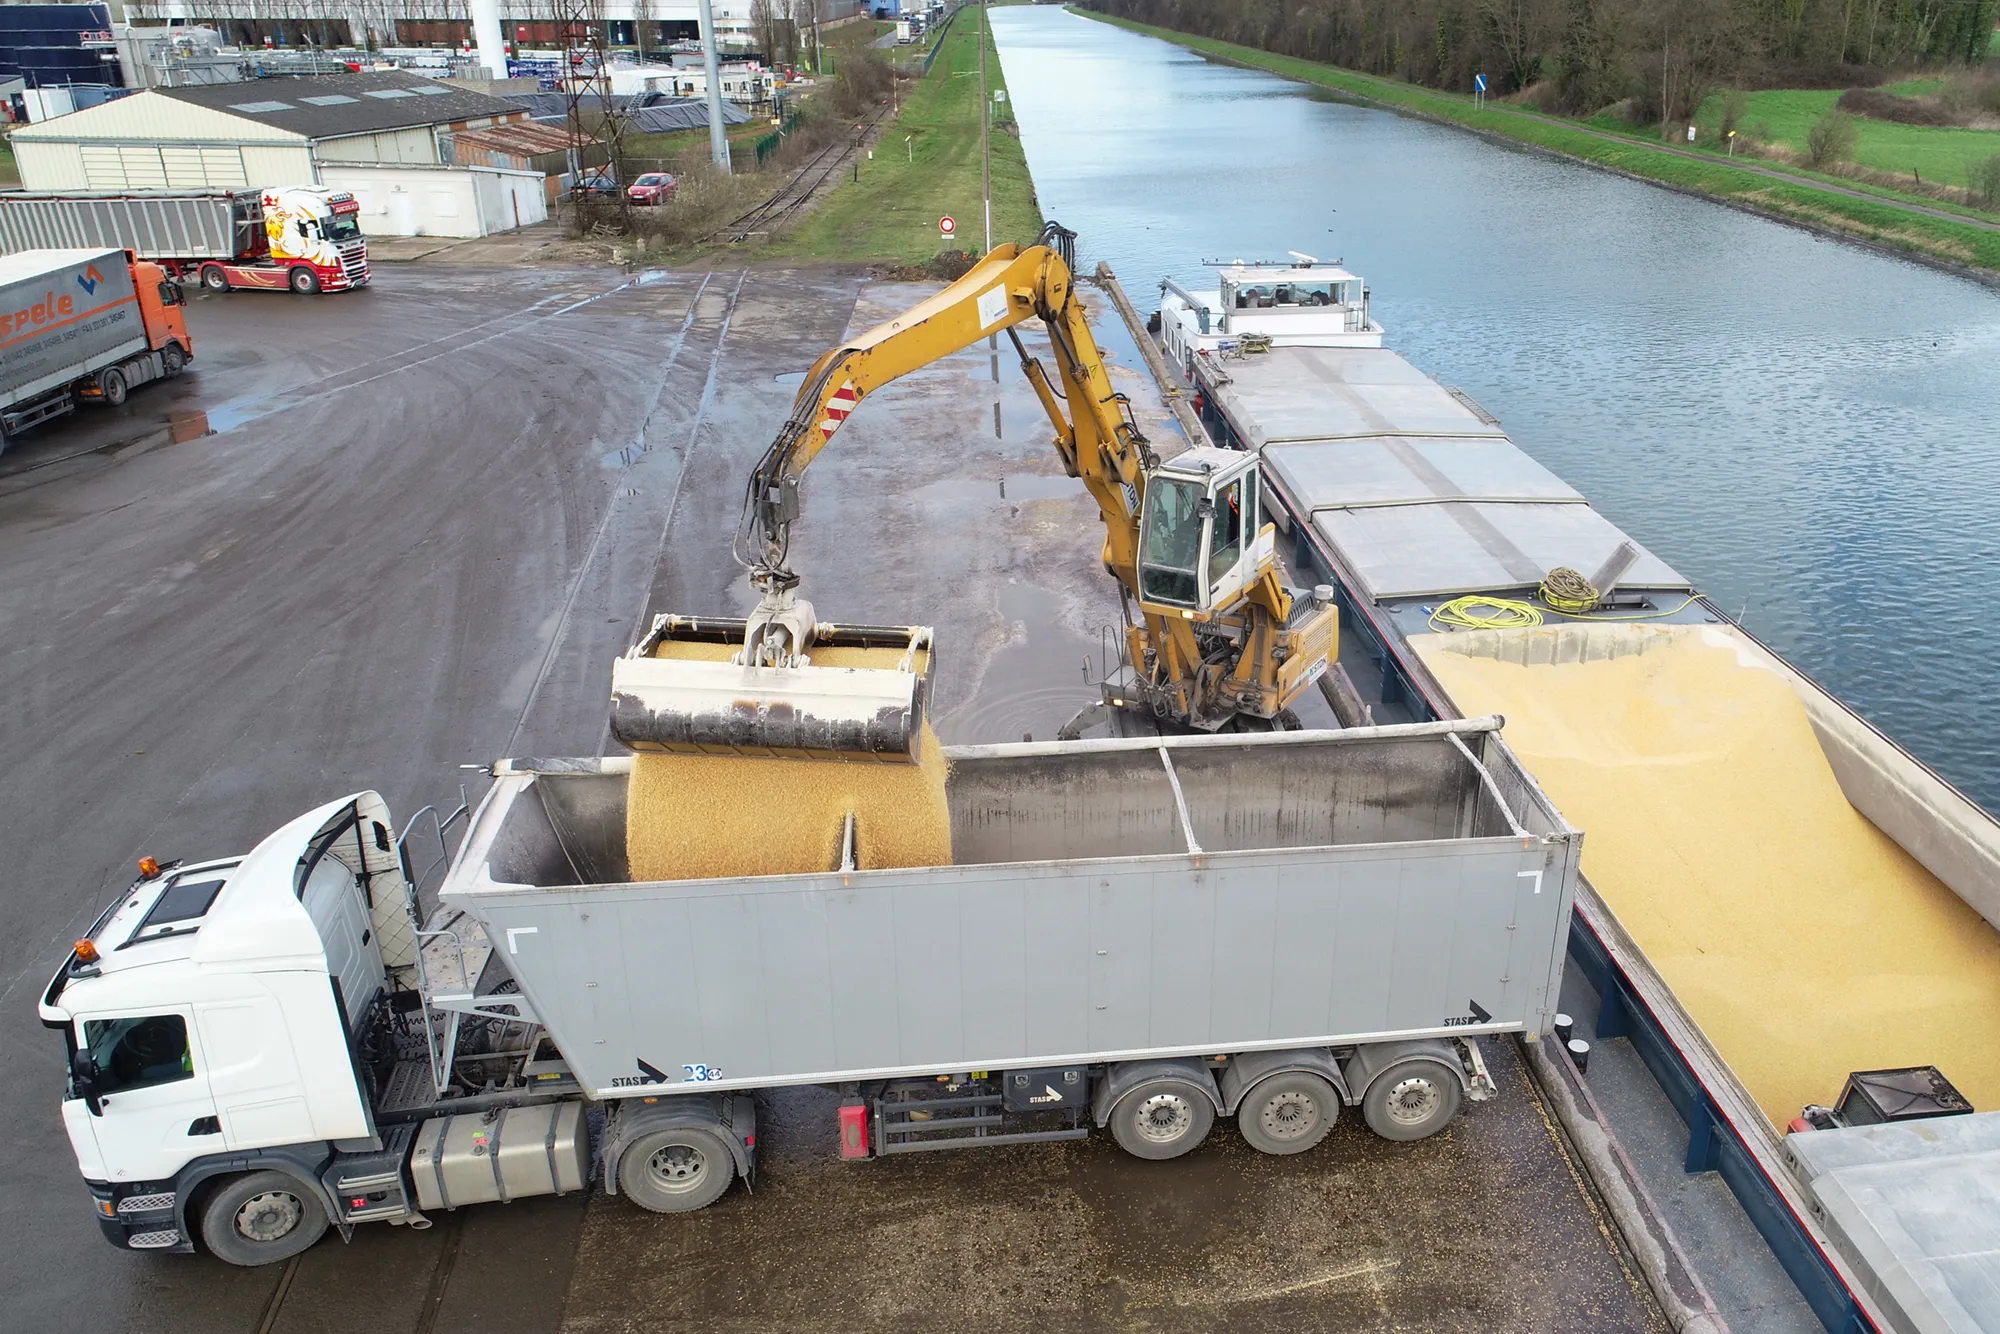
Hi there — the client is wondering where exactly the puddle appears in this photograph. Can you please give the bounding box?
[167,410,212,444]
[774,371,807,386]
[935,582,1106,745]
[914,473,1076,504]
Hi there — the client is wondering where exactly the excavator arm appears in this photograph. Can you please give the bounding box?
[742,225,1150,593]
[609,224,1337,762]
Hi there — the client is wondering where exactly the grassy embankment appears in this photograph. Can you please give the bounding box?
[0,134,17,187]
[761,7,1043,264]
[1075,9,2000,275]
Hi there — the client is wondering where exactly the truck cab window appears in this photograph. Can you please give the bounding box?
[84,1014,192,1094]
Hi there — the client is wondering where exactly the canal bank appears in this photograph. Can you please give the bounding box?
[1070,7,2000,285]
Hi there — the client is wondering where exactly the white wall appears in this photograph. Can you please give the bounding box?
[17,139,312,191]
[313,127,443,166]
[317,164,546,238]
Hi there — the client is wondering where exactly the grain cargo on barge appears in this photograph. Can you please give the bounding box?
[1154,258,2000,1334]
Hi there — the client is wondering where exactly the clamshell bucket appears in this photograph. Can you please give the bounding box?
[609,614,935,763]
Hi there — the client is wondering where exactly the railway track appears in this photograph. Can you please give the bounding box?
[708,104,894,242]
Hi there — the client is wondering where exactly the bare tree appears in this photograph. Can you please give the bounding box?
[634,0,652,56]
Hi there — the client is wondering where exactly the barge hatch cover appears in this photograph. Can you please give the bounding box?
[1216,349,1693,602]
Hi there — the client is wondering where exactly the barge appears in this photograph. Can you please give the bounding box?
[1152,258,2000,1334]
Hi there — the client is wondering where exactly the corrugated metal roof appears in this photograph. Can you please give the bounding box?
[11,88,306,144]
[452,121,577,158]
[158,72,522,141]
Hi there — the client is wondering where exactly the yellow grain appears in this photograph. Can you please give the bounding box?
[1416,629,2000,1126]
[626,632,948,880]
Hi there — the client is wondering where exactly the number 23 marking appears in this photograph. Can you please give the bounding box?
[683,1064,722,1082]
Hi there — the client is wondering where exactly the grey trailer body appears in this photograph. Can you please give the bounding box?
[0,190,260,264]
[441,719,1578,1101]
[0,248,144,408]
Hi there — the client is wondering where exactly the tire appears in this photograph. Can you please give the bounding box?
[1362,1060,1463,1142]
[200,265,229,291]
[619,1126,735,1213]
[289,266,320,295]
[99,367,126,407]
[161,342,186,376]
[198,1171,329,1267]
[1108,1078,1216,1161]
[1237,1071,1339,1156]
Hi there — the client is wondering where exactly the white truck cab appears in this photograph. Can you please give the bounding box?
[41,795,414,1260]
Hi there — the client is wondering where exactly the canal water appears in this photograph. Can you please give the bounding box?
[992,5,2000,815]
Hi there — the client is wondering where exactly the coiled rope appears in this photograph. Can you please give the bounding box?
[1538,566,1600,615]
[1429,595,1543,631]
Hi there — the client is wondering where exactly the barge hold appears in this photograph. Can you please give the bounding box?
[1157,259,2000,1334]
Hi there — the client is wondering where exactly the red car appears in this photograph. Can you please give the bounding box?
[628,173,678,206]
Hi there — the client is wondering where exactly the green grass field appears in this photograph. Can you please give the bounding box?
[1703,88,2000,186]
[1076,10,2000,273]
[763,9,1042,263]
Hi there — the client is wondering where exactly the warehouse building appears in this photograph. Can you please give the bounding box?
[9,69,526,191]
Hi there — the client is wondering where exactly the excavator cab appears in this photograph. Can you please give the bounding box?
[1137,448,1274,616]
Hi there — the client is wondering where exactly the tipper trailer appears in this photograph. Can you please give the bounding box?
[0,247,192,453]
[0,188,370,294]
[42,719,1578,1266]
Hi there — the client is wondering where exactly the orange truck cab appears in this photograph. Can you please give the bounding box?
[0,247,194,453]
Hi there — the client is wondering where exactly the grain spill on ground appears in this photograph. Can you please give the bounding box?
[626,641,951,880]
[1416,625,2000,1125]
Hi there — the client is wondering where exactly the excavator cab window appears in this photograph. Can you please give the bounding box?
[1209,478,1242,584]
[1139,477,1205,608]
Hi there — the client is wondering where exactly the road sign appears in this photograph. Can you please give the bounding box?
[994,89,1006,103]
[939,215,956,237]
[1474,73,1487,92]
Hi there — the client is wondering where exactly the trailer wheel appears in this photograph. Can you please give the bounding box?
[1236,1071,1339,1156]
[1362,1060,1462,1142]
[620,1127,734,1213]
[98,367,127,407]
[1109,1078,1215,1161]
[200,265,229,292]
[197,1171,329,1267]
[289,266,320,295]
[162,342,186,376]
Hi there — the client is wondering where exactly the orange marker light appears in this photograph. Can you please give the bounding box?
[73,939,100,965]
[137,857,161,879]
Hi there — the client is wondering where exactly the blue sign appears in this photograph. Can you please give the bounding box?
[1474,73,1487,92]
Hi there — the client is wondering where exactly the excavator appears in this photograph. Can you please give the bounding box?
[608,223,1338,763]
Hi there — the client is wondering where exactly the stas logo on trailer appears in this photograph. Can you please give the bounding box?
[76,264,105,296]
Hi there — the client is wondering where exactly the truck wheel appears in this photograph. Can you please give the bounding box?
[1237,1071,1339,1156]
[200,265,228,292]
[1362,1060,1462,1142]
[619,1127,734,1213]
[289,266,320,295]
[198,1171,329,1266]
[1109,1078,1215,1161]
[99,368,127,407]
[162,343,186,376]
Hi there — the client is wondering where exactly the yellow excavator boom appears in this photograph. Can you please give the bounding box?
[609,223,1337,759]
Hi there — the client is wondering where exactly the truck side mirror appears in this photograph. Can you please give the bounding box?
[69,1049,102,1116]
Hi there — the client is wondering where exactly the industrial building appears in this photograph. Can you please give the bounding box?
[117,0,864,56]
[9,70,527,191]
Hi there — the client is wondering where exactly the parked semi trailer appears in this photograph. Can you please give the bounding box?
[0,247,192,453]
[41,718,1577,1265]
[0,188,369,294]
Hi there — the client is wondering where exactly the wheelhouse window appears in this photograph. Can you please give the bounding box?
[83,1014,193,1094]
[1140,477,1205,607]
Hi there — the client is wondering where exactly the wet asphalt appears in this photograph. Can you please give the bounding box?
[0,262,1663,1332]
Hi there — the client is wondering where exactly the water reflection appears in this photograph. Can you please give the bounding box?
[994,5,2000,812]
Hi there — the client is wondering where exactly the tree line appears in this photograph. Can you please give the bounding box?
[1079,0,1997,122]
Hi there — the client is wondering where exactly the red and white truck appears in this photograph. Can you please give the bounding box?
[0,247,193,454]
[0,188,369,295]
